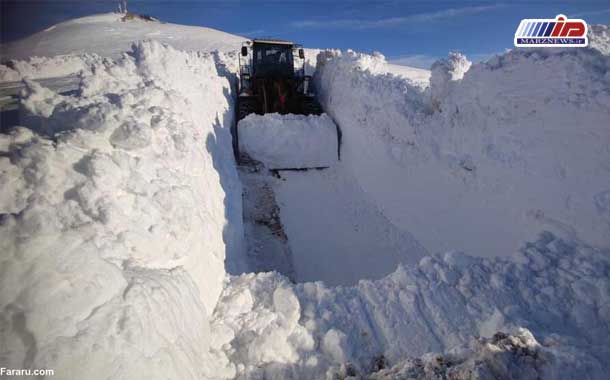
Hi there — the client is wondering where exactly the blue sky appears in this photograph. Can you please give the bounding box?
[2,0,610,67]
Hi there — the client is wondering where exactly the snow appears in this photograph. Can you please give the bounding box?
[211,232,610,379]
[0,54,102,82]
[0,40,245,379]
[1,13,243,61]
[210,37,610,378]
[1,10,610,380]
[238,113,339,169]
[589,24,610,55]
[315,46,610,259]
[0,12,244,86]
[385,63,431,89]
[370,329,602,380]
[271,164,427,285]
[239,164,296,279]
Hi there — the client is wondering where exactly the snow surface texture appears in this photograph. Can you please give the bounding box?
[589,24,610,56]
[315,45,610,259]
[370,329,599,380]
[0,41,245,379]
[239,164,296,279]
[385,63,430,89]
[212,233,610,379]
[0,54,103,82]
[238,113,339,169]
[271,164,427,285]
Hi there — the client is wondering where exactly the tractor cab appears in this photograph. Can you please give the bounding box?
[237,38,319,118]
[250,40,296,78]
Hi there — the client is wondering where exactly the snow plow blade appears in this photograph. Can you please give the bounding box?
[237,113,340,170]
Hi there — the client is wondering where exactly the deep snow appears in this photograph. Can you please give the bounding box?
[211,232,610,379]
[1,40,245,379]
[1,12,609,380]
[315,43,610,259]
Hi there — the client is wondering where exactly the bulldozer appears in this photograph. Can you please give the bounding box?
[236,39,322,119]
[233,39,340,170]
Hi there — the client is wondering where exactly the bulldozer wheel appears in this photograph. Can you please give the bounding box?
[302,98,323,115]
[238,98,257,121]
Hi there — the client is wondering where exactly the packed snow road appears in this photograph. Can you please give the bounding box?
[237,113,428,285]
[272,164,427,285]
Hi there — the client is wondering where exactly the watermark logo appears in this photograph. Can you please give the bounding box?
[1,367,55,377]
[514,14,588,47]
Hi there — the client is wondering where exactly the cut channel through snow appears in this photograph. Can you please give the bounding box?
[237,112,427,285]
[1,14,609,380]
[272,164,427,285]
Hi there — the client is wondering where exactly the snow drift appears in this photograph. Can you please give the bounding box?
[0,41,244,379]
[315,44,610,259]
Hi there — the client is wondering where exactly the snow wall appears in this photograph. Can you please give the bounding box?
[0,41,245,379]
[315,32,610,259]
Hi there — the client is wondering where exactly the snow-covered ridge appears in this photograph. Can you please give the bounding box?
[0,12,244,61]
[0,12,244,86]
[0,41,244,379]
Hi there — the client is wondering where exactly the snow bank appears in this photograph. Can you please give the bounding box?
[212,232,610,379]
[238,113,338,169]
[0,41,244,379]
[315,39,610,259]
